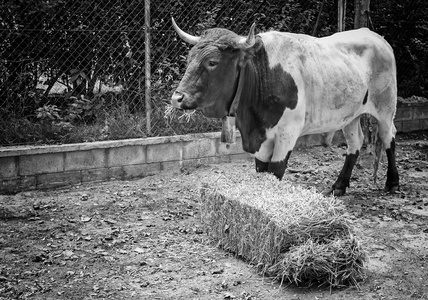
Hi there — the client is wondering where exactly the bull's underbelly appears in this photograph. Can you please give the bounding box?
[238,105,364,154]
[302,110,362,135]
[248,97,368,154]
[301,95,369,135]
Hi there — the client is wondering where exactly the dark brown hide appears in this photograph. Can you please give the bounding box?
[235,39,298,153]
[173,28,246,118]
[385,138,399,191]
[362,90,368,105]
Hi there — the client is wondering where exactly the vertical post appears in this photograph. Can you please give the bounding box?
[145,0,152,134]
[312,0,326,36]
[337,0,346,32]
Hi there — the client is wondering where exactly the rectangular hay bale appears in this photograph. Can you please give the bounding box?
[200,168,366,287]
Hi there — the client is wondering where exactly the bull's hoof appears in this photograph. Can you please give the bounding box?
[384,184,399,193]
[322,189,333,197]
[333,188,346,196]
[322,188,346,197]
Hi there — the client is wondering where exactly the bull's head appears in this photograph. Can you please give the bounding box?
[171,17,257,118]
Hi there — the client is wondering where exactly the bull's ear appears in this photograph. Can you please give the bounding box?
[171,17,201,45]
[240,37,263,64]
[237,23,256,48]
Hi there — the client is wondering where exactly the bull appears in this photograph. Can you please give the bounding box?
[170,18,399,196]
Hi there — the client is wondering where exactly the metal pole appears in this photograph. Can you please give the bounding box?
[337,0,346,32]
[145,0,152,135]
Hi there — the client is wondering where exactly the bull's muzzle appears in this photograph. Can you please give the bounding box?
[171,91,185,109]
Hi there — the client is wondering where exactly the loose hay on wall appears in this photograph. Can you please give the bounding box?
[200,168,366,287]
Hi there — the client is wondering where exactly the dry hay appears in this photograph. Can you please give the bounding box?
[200,168,366,288]
[164,104,196,122]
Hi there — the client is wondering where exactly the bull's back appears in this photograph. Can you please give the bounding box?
[320,28,396,85]
[259,28,396,134]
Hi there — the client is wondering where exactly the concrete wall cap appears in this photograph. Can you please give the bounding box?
[0,131,241,158]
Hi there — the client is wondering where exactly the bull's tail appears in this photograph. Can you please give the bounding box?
[373,125,382,184]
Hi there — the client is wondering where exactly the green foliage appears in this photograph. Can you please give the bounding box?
[65,96,105,123]
[371,0,428,98]
[36,104,61,121]
[0,91,221,145]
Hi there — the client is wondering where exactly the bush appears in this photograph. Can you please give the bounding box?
[0,91,221,146]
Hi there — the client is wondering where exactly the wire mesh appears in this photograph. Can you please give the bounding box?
[0,0,427,146]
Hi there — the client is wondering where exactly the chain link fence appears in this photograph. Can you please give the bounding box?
[1,0,427,146]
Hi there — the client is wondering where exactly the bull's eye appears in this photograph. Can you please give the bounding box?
[208,60,219,67]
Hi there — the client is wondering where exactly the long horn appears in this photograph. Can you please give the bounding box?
[171,17,200,45]
[238,23,256,48]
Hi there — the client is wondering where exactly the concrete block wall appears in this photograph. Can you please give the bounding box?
[0,133,251,194]
[395,101,428,133]
[1,103,427,193]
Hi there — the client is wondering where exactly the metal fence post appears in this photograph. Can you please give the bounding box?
[337,0,346,32]
[145,0,152,135]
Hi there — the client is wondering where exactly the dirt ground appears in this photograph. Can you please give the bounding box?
[1,131,427,300]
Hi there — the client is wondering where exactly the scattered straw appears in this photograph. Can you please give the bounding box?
[164,104,196,122]
[200,168,366,288]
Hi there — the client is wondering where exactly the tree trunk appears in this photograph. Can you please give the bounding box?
[87,63,101,99]
[43,71,62,98]
[354,0,370,28]
[354,0,373,147]
[312,0,326,36]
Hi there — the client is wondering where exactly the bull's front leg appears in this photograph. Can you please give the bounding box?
[254,137,273,173]
[267,150,292,179]
[254,128,299,180]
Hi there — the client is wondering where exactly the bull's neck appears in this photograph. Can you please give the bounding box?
[234,42,298,154]
[227,64,246,117]
[234,50,269,153]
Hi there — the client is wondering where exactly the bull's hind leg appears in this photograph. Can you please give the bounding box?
[329,117,364,196]
[377,120,399,192]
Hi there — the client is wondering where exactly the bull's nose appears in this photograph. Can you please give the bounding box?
[171,91,184,103]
